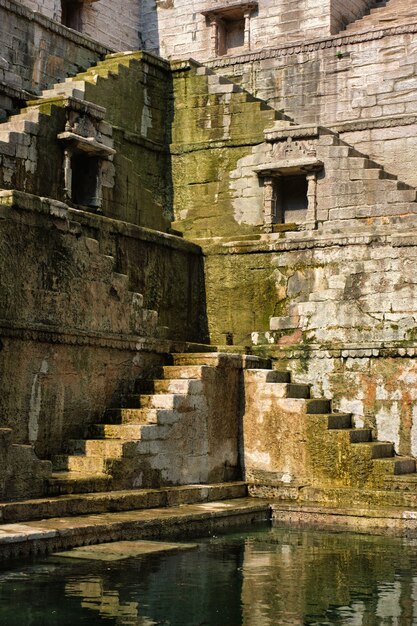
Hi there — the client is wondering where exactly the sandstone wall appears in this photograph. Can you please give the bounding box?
[141,0,374,60]
[0,191,206,460]
[13,0,141,52]
[208,22,417,188]
[0,52,173,232]
[0,0,111,106]
[204,228,417,456]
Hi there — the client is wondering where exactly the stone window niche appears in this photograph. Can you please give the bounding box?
[202,2,258,57]
[255,159,323,232]
[58,99,116,213]
[61,0,98,32]
[70,153,101,208]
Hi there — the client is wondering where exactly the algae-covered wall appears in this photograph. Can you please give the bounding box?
[203,228,417,456]
[0,191,206,460]
[80,53,173,230]
[0,52,174,232]
[170,62,279,238]
[208,22,417,189]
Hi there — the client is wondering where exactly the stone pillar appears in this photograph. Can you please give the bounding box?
[244,10,251,50]
[304,173,317,230]
[209,16,220,56]
[63,149,72,203]
[262,177,274,233]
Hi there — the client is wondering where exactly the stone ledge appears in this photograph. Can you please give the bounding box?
[330,113,417,134]
[205,22,417,67]
[0,482,248,523]
[0,498,270,560]
[199,226,417,255]
[270,501,417,537]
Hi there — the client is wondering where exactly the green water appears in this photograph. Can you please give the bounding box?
[1,523,417,625]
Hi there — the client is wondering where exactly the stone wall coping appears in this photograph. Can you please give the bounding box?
[205,21,417,67]
[329,114,417,134]
[0,80,32,101]
[0,189,69,220]
[198,227,417,255]
[0,319,210,354]
[68,207,203,255]
[0,189,203,255]
[1,0,112,55]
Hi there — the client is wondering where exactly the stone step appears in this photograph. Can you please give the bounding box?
[280,383,310,399]
[244,369,292,383]
[134,378,204,395]
[325,413,353,429]
[306,399,332,414]
[161,365,210,379]
[172,352,271,369]
[53,454,107,473]
[67,439,130,457]
[354,441,395,458]
[86,423,145,439]
[384,474,417,490]
[0,497,269,561]
[47,472,112,496]
[104,407,158,424]
[348,428,373,443]
[139,393,195,410]
[0,482,249,523]
[344,0,417,32]
[0,119,38,134]
[373,456,416,475]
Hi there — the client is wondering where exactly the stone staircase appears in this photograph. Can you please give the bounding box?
[343,0,417,33]
[262,122,417,229]
[315,129,417,224]
[242,368,417,502]
[170,61,286,147]
[48,352,417,504]
[47,353,260,496]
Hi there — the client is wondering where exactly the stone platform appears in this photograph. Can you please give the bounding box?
[0,483,270,562]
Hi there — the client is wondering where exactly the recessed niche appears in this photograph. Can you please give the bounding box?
[61,0,83,31]
[279,175,309,224]
[70,153,101,209]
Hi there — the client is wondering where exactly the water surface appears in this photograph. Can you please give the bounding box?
[1,523,417,625]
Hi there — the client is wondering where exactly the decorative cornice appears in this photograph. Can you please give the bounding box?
[330,114,417,134]
[252,343,417,360]
[0,320,210,354]
[205,22,417,68]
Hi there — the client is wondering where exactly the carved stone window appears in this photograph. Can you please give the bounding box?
[255,160,322,232]
[202,2,258,57]
[58,98,116,212]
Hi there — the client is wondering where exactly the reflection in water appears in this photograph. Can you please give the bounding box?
[1,526,417,624]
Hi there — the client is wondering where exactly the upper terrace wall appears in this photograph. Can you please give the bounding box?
[0,0,109,103]
[141,0,375,60]
[16,0,141,51]
[209,22,417,188]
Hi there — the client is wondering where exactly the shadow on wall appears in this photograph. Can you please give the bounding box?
[140,0,161,55]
